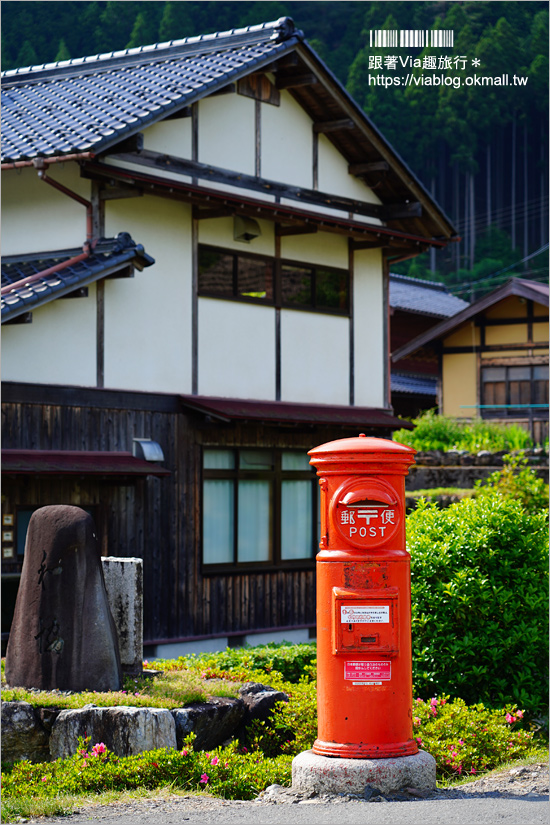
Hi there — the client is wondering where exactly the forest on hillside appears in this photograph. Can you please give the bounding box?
[2,1,548,298]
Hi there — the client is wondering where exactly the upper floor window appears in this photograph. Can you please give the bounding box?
[198,245,349,315]
[202,448,318,570]
[481,364,548,416]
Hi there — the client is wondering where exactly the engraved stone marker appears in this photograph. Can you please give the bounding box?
[5,505,122,692]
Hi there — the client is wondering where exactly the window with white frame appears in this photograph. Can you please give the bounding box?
[202,448,318,569]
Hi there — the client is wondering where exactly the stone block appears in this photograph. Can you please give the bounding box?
[172,698,245,750]
[101,557,143,676]
[239,682,289,724]
[1,701,52,763]
[49,705,176,759]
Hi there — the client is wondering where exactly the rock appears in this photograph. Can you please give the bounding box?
[239,682,289,724]
[172,697,245,750]
[1,701,51,763]
[5,506,122,692]
[49,705,176,759]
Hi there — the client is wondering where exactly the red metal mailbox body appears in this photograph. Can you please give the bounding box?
[309,434,417,759]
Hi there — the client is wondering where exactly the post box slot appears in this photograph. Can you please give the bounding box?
[333,586,399,656]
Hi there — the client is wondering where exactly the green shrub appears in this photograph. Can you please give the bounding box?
[476,453,549,513]
[394,410,534,452]
[413,696,539,780]
[408,493,549,714]
[159,642,317,685]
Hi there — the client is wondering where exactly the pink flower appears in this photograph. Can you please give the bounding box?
[91,743,106,756]
[505,713,516,724]
[430,698,438,706]
[211,757,219,766]
[41,776,48,782]
[200,773,209,784]
[516,710,524,719]
[470,767,477,774]
[182,749,188,756]
[458,739,464,745]
[143,660,149,666]
[413,717,421,727]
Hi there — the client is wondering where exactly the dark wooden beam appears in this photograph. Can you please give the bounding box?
[275,224,318,237]
[104,149,385,220]
[99,187,143,201]
[385,202,423,219]
[351,239,386,251]
[195,207,233,221]
[3,312,32,325]
[276,73,317,89]
[443,342,549,354]
[313,119,355,134]
[349,161,390,175]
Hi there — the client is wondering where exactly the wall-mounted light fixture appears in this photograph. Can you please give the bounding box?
[234,215,262,243]
[132,438,165,462]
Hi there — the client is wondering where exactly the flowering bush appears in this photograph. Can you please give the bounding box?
[1,734,292,803]
[412,696,535,780]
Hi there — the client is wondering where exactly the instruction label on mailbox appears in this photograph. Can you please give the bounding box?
[341,605,389,624]
[344,661,391,682]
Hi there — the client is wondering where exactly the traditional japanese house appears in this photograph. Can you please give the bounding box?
[1,18,456,655]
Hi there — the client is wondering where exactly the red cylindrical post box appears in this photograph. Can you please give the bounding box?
[309,434,417,759]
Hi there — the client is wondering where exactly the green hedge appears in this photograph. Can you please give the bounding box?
[408,492,549,714]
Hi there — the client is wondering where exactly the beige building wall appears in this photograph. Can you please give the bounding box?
[353,248,385,408]
[442,352,477,418]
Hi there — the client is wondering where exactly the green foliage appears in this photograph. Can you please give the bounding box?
[168,641,317,685]
[408,493,549,714]
[1,734,292,805]
[413,696,539,780]
[475,453,549,513]
[394,409,535,452]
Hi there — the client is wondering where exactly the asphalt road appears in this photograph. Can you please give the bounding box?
[22,792,549,825]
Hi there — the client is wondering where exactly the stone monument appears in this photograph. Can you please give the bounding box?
[5,505,122,692]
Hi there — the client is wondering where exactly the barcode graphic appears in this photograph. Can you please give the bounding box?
[370,30,454,48]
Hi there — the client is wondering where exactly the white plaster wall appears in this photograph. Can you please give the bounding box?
[353,248,385,408]
[280,310,349,405]
[198,299,276,400]
[280,231,348,269]
[198,216,275,257]
[1,164,92,255]
[1,284,97,386]
[318,134,382,206]
[261,90,313,189]
[143,116,193,157]
[103,195,192,394]
[198,93,255,175]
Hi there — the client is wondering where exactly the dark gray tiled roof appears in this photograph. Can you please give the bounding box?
[1,233,154,322]
[390,273,469,318]
[391,372,437,396]
[1,19,301,164]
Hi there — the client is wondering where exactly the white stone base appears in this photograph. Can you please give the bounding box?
[292,748,436,796]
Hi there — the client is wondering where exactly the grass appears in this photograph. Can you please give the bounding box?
[1,667,242,711]
[0,784,212,823]
[439,747,549,788]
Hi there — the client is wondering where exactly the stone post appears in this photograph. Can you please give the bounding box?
[101,557,143,677]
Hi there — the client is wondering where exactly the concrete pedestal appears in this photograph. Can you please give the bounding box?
[292,749,436,796]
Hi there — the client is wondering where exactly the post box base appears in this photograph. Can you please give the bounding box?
[313,737,418,759]
[292,748,437,796]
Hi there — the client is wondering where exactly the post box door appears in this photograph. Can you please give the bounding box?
[332,587,399,656]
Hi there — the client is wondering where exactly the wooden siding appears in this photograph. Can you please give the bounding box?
[1,385,376,643]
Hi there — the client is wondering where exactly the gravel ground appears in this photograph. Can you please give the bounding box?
[10,761,548,825]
